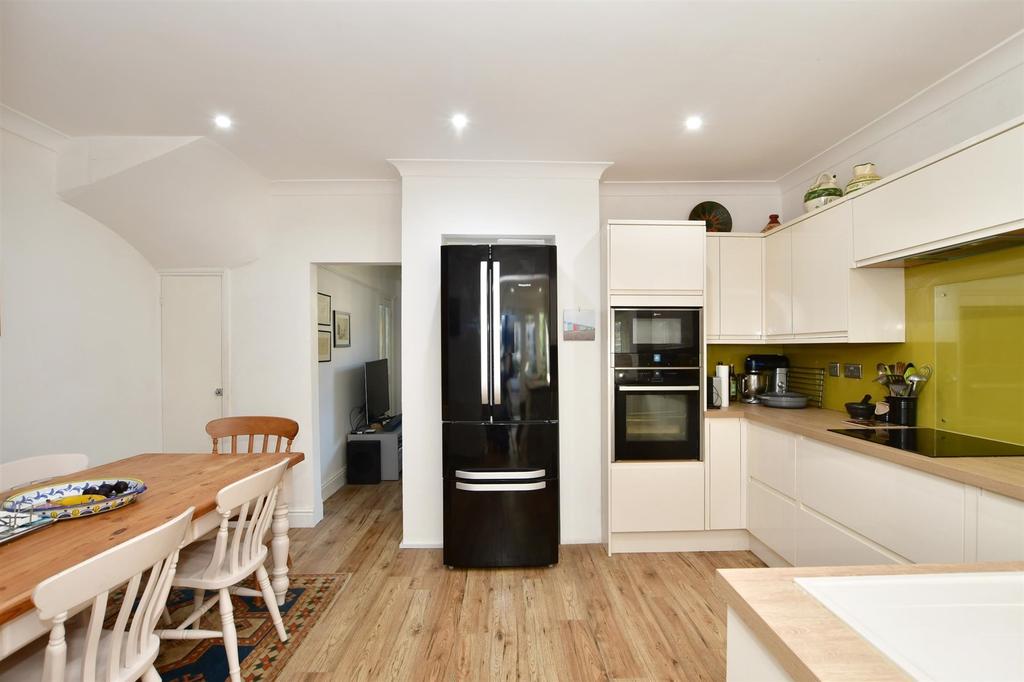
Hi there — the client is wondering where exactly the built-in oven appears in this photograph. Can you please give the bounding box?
[613,368,702,461]
[612,308,700,368]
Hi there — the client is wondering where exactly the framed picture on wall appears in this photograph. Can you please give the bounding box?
[317,292,331,327]
[333,310,351,348]
[318,330,332,362]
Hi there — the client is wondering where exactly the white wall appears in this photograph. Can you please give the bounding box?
[228,180,401,526]
[1,113,161,466]
[601,181,781,233]
[395,160,610,547]
[316,264,400,500]
[778,32,1024,219]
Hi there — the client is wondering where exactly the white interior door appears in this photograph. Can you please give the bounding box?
[161,275,224,451]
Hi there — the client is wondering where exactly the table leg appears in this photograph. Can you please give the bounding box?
[271,491,290,606]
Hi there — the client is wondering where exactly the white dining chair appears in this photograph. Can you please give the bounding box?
[0,453,89,490]
[157,461,288,682]
[0,507,194,682]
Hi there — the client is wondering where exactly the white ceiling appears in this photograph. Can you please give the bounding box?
[2,1,1021,181]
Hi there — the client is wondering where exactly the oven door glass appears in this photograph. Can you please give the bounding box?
[614,386,701,461]
[613,308,700,367]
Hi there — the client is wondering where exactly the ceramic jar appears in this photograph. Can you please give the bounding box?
[845,162,881,194]
[803,172,843,212]
[761,214,781,233]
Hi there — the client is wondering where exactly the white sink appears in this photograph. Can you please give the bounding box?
[795,571,1024,682]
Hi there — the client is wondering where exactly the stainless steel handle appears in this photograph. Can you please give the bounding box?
[479,261,489,405]
[455,469,545,480]
[617,385,700,392]
[491,260,501,405]
[456,481,546,492]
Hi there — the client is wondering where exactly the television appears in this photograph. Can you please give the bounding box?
[364,359,390,423]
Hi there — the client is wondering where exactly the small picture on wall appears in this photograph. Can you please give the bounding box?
[333,310,351,348]
[317,293,332,327]
[318,330,332,362]
[563,308,596,341]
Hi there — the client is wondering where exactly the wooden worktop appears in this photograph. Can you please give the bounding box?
[0,452,304,625]
[705,403,1024,502]
[716,561,1024,682]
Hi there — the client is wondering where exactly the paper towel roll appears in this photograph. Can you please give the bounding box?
[716,364,730,408]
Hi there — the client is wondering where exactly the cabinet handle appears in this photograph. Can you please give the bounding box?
[456,481,546,492]
[455,469,545,480]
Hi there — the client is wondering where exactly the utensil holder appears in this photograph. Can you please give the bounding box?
[885,396,917,426]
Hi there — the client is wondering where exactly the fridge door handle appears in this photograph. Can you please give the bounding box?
[455,469,546,480]
[617,385,700,392]
[479,260,489,405]
[456,481,546,492]
[491,260,501,405]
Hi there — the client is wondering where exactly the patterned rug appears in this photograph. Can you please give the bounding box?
[113,574,341,681]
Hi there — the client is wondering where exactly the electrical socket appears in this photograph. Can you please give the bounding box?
[843,363,863,379]
[828,362,841,377]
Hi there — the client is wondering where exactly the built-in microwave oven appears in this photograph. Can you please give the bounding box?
[612,308,700,368]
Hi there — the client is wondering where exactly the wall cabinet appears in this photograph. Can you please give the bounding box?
[791,203,852,337]
[706,235,763,342]
[707,419,744,530]
[610,462,705,532]
[763,229,792,338]
[608,221,705,296]
[853,124,1024,264]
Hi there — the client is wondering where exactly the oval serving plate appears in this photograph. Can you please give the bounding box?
[2,478,147,520]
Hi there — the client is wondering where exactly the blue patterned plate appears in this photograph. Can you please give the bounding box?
[2,478,147,520]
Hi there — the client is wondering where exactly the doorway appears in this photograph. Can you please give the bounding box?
[160,273,226,451]
[315,264,402,504]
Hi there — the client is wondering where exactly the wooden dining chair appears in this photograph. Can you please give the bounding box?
[157,461,288,682]
[0,453,89,491]
[0,507,194,682]
[206,416,298,454]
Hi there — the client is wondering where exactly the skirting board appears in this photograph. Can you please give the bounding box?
[748,534,791,568]
[321,467,347,501]
[608,529,751,555]
[399,541,444,549]
[288,507,318,529]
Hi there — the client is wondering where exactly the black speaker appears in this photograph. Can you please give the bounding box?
[347,440,381,484]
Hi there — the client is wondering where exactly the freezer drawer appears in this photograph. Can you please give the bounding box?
[442,422,558,478]
[443,477,559,567]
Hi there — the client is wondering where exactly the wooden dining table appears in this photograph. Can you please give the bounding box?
[0,451,304,659]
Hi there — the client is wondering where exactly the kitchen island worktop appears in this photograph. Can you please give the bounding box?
[705,403,1024,503]
[716,562,1024,682]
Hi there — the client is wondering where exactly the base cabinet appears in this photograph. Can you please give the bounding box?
[977,490,1024,561]
[610,462,705,532]
[708,419,745,530]
[747,479,796,565]
[795,508,900,567]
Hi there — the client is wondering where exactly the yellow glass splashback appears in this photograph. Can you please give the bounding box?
[934,273,1024,444]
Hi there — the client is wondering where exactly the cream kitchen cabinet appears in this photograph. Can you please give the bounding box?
[853,123,1024,265]
[791,202,852,338]
[707,419,744,530]
[976,489,1024,561]
[610,461,705,533]
[746,423,796,499]
[705,236,721,338]
[608,220,705,297]
[706,234,763,342]
[763,229,792,338]
[747,479,796,565]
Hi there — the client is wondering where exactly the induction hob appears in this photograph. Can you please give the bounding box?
[827,427,1024,458]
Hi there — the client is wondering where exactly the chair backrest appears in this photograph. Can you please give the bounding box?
[206,416,298,454]
[203,461,287,580]
[0,453,89,491]
[33,507,194,682]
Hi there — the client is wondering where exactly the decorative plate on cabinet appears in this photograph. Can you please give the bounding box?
[689,201,732,232]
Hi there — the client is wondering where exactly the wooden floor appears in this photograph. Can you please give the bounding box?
[280,482,764,681]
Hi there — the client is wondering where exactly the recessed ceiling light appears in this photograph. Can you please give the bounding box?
[451,113,469,132]
[685,115,703,131]
[213,114,233,129]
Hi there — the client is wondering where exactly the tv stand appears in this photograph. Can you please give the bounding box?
[347,421,402,481]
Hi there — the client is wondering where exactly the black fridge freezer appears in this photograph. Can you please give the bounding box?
[441,244,559,568]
